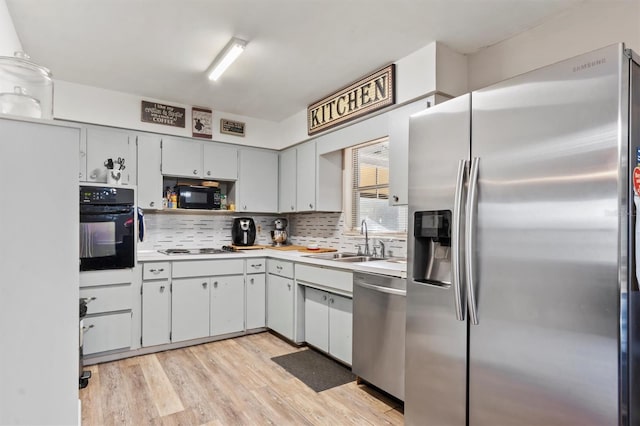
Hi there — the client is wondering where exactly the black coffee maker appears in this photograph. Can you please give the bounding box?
[232,217,256,246]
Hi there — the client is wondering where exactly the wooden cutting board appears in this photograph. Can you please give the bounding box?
[269,245,337,253]
[230,244,267,250]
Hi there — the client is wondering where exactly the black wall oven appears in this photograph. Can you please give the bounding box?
[79,186,135,271]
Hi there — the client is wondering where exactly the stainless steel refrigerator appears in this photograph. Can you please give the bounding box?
[406,43,640,425]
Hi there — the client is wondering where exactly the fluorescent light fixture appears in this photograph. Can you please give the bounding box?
[207,37,247,81]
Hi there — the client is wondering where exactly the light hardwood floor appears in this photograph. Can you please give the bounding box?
[80,332,404,425]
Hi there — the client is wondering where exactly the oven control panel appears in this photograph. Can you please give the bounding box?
[80,186,134,204]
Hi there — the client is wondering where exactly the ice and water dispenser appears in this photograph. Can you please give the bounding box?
[413,210,452,285]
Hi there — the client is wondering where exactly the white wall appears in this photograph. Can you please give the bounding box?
[0,0,21,55]
[277,42,467,149]
[468,0,640,90]
[54,80,282,148]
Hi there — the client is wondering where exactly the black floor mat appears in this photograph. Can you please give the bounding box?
[271,349,355,392]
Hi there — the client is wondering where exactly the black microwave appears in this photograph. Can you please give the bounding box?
[176,185,221,209]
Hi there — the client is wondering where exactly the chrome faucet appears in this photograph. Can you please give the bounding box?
[360,219,370,256]
[377,240,385,258]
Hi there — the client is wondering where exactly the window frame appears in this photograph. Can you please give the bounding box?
[343,136,407,238]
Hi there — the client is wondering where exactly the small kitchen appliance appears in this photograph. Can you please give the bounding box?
[175,185,220,210]
[270,218,288,246]
[232,217,256,246]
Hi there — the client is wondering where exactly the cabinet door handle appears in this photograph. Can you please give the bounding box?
[202,282,208,289]
[243,205,247,210]
[393,195,399,202]
[323,295,327,301]
[291,206,294,210]
[250,278,254,284]
[90,173,97,179]
[80,151,86,158]
[82,324,95,332]
[160,285,165,292]
[287,283,291,290]
[207,171,211,176]
[329,298,334,304]
[149,268,164,273]
[251,263,263,268]
[150,201,155,207]
[193,169,198,175]
[309,203,313,209]
[213,281,218,288]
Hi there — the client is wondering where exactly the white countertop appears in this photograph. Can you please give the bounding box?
[137,248,406,278]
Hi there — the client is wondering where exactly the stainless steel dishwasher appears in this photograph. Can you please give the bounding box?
[352,271,406,401]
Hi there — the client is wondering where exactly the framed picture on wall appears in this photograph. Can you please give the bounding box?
[192,107,213,139]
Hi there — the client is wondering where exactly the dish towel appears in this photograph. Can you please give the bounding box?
[137,207,145,242]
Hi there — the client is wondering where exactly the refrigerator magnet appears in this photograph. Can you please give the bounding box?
[633,166,640,196]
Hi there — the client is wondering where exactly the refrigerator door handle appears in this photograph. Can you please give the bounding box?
[466,156,480,325]
[452,159,467,321]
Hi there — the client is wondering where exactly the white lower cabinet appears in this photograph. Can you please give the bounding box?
[80,269,134,356]
[142,280,171,346]
[246,273,266,329]
[210,274,245,336]
[304,287,330,352]
[267,273,295,340]
[328,293,353,364]
[304,287,353,365]
[172,277,210,342]
[82,312,132,355]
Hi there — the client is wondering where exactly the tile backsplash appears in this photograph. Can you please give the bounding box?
[139,211,407,258]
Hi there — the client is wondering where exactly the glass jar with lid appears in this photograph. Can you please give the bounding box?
[0,51,53,119]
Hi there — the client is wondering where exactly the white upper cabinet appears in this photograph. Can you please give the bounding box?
[85,125,137,184]
[137,133,163,209]
[161,137,238,181]
[296,141,316,211]
[388,95,449,206]
[161,136,202,178]
[237,148,278,213]
[203,143,238,180]
[278,147,297,213]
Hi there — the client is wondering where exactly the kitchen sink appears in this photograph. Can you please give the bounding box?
[304,252,358,260]
[305,252,404,263]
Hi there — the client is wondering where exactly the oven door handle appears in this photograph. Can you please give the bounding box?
[80,208,134,215]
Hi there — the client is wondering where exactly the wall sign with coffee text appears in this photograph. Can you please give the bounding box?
[141,101,185,128]
[220,118,245,137]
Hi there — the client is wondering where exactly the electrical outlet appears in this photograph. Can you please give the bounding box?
[257,224,262,233]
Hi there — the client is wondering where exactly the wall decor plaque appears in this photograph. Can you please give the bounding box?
[192,107,213,139]
[220,118,245,137]
[307,64,395,135]
[141,100,185,128]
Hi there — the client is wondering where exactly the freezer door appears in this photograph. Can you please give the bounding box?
[468,44,624,425]
[405,94,470,426]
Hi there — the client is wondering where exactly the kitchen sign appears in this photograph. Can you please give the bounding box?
[307,64,395,135]
[141,101,185,128]
[220,118,245,137]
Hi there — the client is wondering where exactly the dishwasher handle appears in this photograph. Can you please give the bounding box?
[355,280,406,296]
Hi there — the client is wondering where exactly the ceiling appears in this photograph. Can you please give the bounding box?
[6,0,583,122]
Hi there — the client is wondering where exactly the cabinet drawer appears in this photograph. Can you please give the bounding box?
[247,258,266,274]
[172,259,244,278]
[82,312,131,355]
[80,268,133,288]
[80,284,131,314]
[267,259,294,278]
[295,264,353,294]
[142,262,170,280]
